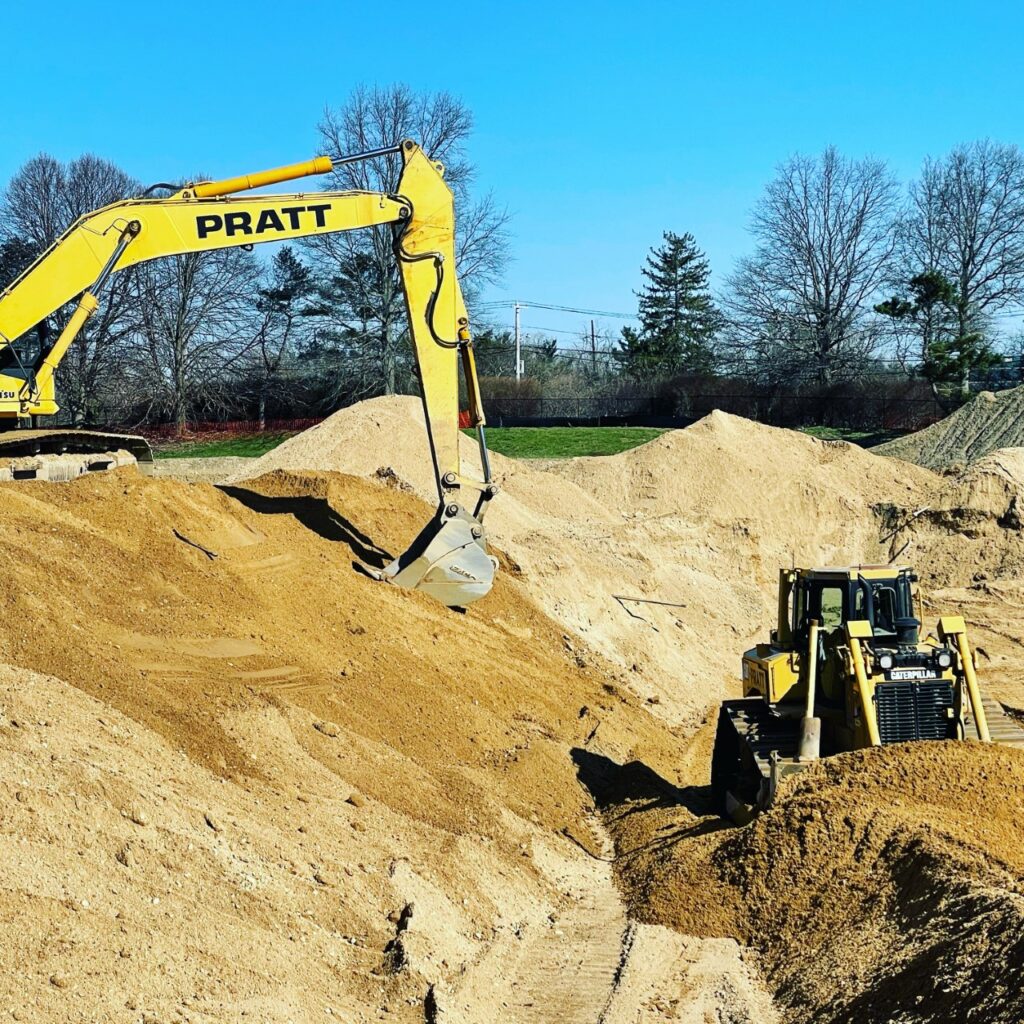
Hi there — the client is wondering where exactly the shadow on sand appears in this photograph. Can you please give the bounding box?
[219,486,394,570]
[571,747,731,856]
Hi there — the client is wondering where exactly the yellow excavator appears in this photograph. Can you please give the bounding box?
[712,565,1024,822]
[0,140,497,607]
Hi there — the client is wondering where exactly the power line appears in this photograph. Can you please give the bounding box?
[483,322,613,337]
[475,298,1024,327]
[477,298,637,320]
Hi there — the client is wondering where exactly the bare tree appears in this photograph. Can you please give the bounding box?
[311,84,510,395]
[128,247,259,431]
[0,238,37,291]
[900,140,1024,352]
[0,153,140,424]
[724,147,898,384]
[575,321,619,380]
[1,154,65,250]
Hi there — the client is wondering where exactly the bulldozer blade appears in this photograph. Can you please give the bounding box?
[382,503,497,607]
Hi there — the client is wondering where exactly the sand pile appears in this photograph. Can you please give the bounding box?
[231,399,943,727]
[590,740,1024,1024]
[13,397,1024,1020]
[878,385,1024,469]
[226,394,1024,746]
[872,448,1024,596]
[0,467,689,1022]
[218,397,1024,1019]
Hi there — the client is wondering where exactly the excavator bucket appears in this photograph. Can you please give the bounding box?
[382,503,497,607]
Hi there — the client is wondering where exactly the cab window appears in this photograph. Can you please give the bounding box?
[819,586,844,628]
[873,585,898,633]
[0,333,42,379]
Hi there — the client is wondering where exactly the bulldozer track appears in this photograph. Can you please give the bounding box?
[447,821,780,1023]
[504,826,627,1024]
[969,695,1024,748]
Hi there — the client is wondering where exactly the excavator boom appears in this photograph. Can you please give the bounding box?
[0,140,496,606]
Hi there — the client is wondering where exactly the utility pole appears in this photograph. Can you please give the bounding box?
[514,301,523,381]
[590,319,597,374]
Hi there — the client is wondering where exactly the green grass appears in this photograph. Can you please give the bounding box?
[469,426,669,459]
[153,426,667,461]
[797,425,905,448]
[151,423,906,462]
[153,433,295,459]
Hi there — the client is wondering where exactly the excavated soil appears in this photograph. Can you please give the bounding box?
[230,397,1024,721]
[7,396,1024,1021]
[0,467,690,1022]
[603,739,1024,1023]
[878,384,1024,469]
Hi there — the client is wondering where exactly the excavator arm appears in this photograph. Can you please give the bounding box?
[0,140,497,606]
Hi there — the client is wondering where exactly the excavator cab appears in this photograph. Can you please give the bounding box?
[0,331,41,382]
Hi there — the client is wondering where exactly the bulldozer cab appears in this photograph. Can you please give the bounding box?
[773,566,924,710]
[785,566,919,646]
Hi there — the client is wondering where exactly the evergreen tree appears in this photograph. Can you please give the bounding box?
[876,270,998,400]
[876,270,959,365]
[617,231,720,377]
[251,247,318,426]
[919,329,998,399]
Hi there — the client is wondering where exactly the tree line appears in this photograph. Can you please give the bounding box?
[616,142,1024,405]
[3,94,1023,430]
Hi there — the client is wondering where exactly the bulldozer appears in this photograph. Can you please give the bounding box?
[711,565,1024,822]
[0,141,497,607]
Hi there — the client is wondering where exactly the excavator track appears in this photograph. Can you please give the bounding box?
[0,429,153,482]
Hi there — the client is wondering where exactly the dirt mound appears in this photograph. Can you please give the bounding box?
[223,396,467,499]
[593,740,1024,1024]
[870,448,1024,597]
[13,396,1024,1019]
[230,399,949,729]
[550,409,936,567]
[878,385,1024,468]
[0,467,687,1021]
[226,394,1024,750]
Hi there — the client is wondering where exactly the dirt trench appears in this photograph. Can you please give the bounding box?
[442,804,778,1024]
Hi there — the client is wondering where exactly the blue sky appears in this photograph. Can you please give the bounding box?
[4,0,1023,342]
